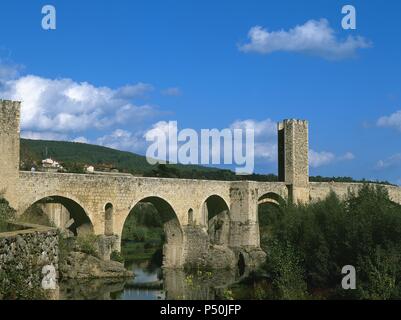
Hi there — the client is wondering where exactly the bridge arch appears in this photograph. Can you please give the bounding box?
[21,195,94,236]
[257,192,286,250]
[258,192,286,207]
[122,196,184,268]
[202,195,230,245]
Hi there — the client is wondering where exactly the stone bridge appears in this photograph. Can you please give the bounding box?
[2,99,401,270]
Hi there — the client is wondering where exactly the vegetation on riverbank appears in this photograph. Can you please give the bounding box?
[121,203,164,265]
[237,184,401,300]
[0,194,18,231]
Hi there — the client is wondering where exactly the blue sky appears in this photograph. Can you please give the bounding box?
[0,0,401,182]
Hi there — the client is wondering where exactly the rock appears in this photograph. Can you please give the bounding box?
[205,245,236,269]
[60,251,133,279]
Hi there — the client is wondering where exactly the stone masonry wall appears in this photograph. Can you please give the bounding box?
[277,119,309,203]
[309,182,401,205]
[0,223,59,298]
[0,100,21,209]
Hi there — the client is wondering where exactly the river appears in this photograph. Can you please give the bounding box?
[58,233,275,301]
[59,259,249,300]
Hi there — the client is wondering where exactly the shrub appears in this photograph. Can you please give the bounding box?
[110,250,124,263]
[0,196,16,230]
[76,234,99,257]
[260,184,401,299]
[264,241,308,300]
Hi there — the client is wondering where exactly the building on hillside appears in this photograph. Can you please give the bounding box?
[85,165,95,174]
[41,158,64,172]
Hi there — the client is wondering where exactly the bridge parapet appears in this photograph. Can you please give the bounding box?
[309,181,401,205]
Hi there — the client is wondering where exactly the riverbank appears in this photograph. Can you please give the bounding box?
[58,234,133,280]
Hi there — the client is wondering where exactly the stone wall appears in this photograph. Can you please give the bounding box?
[0,100,21,209]
[310,182,401,205]
[277,119,309,204]
[0,223,58,298]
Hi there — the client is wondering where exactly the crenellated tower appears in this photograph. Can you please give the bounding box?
[278,119,310,203]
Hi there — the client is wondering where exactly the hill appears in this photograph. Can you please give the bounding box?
[20,139,275,181]
[19,139,392,184]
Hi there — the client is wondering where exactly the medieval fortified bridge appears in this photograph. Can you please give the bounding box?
[2,99,401,269]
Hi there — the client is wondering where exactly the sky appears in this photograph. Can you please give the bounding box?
[0,0,401,183]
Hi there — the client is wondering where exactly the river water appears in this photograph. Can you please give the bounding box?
[59,259,244,300]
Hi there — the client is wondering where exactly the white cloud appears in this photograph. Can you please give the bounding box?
[340,152,355,161]
[230,118,276,137]
[0,64,21,80]
[377,110,401,131]
[239,19,371,60]
[113,103,159,125]
[21,131,68,141]
[145,121,171,138]
[309,150,355,168]
[376,153,401,169]
[96,129,145,153]
[73,136,89,144]
[115,83,154,99]
[0,75,160,133]
[0,55,23,80]
[309,150,336,167]
[162,87,182,96]
[230,118,277,161]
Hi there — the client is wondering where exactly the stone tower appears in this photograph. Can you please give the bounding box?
[0,100,21,208]
[278,119,309,203]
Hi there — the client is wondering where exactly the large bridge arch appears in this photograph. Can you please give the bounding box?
[202,194,230,245]
[20,194,94,236]
[257,191,286,251]
[201,194,230,221]
[120,196,184,268]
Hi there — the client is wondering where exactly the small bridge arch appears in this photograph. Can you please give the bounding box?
[258,192,287,207]
[104,202,114,236]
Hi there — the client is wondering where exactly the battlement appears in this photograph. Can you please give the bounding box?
[278,119,308,129]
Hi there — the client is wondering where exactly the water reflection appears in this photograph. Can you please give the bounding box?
[59,260,239,300]
[59,278,126,300]
[113,261,165,300]
[163,268,237,300]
